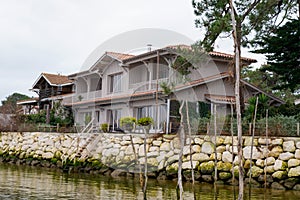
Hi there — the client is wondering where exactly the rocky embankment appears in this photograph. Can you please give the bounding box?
[1,132,300,190]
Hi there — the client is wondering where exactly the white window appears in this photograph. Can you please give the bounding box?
[137,105,167,130]
[109,73,122,93]
[109,109,122,129]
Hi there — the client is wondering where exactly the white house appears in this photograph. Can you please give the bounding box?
[67,45,284,133]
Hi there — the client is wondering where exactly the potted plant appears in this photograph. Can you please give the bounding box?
[101,123,109,133]
[137,117,153,133]
[120,117,137,132]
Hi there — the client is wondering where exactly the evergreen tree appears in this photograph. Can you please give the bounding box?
[192,1,298,199]
[253,20,300,93]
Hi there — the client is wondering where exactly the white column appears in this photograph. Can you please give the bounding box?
[166,99,171,134]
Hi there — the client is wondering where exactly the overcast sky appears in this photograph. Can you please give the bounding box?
[0,0,265,103]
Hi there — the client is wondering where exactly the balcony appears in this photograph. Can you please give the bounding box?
[129,78,170,92]
[68,90,103,103]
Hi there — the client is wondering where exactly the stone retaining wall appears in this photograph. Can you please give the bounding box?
[1,132,300,190]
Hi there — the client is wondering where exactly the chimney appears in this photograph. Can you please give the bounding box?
[147,44,152,52]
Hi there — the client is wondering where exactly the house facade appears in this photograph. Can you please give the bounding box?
[18,73,75,115]
[67,45,284,133]
[31,73,74,110]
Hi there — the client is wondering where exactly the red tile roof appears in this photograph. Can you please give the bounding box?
[106,52,134,61]
[42,73,73,85]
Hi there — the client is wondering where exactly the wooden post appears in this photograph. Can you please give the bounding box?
[57,123,59,133]
[230,103,235,184]
[249,97,259,185]
[297,123,299,136]
[249,123,252,136]
[206,122,210,135]
[264,109,269,188]
[213,104,218,182]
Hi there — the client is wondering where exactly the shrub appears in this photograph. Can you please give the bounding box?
[120,117,136,127]
[137,117,153,126]
[101,123,109,132]
[120,116,136,131]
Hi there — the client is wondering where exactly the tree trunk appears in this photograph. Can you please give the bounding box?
[229,1,244,199]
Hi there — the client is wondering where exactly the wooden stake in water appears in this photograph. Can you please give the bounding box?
[230,103,235,184]
[214,104,218,182]
[249,97,259,185]
[186,101,195,185]
[264,109,269,188]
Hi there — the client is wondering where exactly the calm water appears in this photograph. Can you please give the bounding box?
[0,163,300,200]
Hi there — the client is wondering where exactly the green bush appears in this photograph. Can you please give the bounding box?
[101,123,109,132]
[137,117,153,126]
[120,117,136,127]
[120,116,136,131]
[256,115,299,136]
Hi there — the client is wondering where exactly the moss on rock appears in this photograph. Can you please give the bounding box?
[199,161,215,174]
[219,172,232,180]
[217,161,232,172]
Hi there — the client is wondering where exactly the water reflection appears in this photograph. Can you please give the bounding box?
[0,163,300,199]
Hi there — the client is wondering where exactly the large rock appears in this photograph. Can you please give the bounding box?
[42,152,54,159]
[283,140,295,152]
[171,138,180,149]
[295,149,300,159]
[269,146,283,158]
[194,138,204,145]
[167,155,178,164]
[152,140,162,146]
[247,166,263,178]
[224,136,238,145]
[182,161,198,169]
[228,145,238,154]
[244,137,258,146]
[147,158,158,167]
[192,145,201,153]
[278,152,294,161]
[284,178,298,189]
[274,160,288,171]
[265,165,275,174]
[258,138,271,145]
[272,171,288,180]
[222,151,233,163]
[266,157,275,166]
[271,182,286,190]
[160,142,171,151]
[192,153,210,162]
[243,146,263,160]
[211,136,224,146]
[201,142,215,154]
[288,159,300,168]
[138,145,149,157]
[219,172,232,180]
[183,146,192,156]
[288,166,300,177]
[296,141,300,149]
[199,161,215,174]
[217,161,232,172]
[209,153,222,161]
[272,138,283,145]
[216,145,226,153]
[256,159,265,167]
